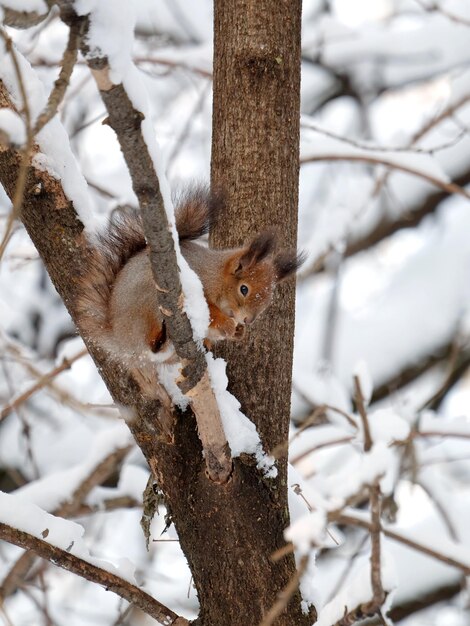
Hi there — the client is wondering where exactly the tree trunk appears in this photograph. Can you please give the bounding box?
[210,2,313,625]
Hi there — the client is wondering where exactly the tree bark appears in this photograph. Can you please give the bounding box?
[210,2,312,625]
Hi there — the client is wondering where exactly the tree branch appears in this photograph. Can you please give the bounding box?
[65,7,232,483]
[337,513,470,575]
[33,18,80,135]
[0,444,132,599]
[0,522,188,626]
[0,348,87,423]
[301,153,470,200]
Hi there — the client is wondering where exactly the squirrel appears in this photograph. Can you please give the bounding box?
[77,185,304,395]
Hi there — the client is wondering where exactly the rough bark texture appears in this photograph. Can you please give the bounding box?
[210,2,312,625]
[210,0,301,452]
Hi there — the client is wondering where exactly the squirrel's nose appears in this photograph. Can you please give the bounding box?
[244,315,255,325]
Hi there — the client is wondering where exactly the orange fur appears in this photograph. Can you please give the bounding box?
[77,185,303,396]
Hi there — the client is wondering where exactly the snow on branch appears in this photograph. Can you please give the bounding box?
[0,508,188,625]
[1,429,133,598]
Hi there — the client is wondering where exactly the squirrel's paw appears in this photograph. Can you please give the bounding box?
[234,323,245,340]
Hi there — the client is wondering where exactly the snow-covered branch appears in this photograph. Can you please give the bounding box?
[0,519,187,625]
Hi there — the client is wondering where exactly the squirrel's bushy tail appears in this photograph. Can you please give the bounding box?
[76,185,220,347]
[174,184,222,241]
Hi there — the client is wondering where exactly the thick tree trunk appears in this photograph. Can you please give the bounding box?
[211,0,301,450]
[210,2,312,625]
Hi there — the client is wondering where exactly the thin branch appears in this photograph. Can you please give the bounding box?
[273,402,357,460]
[369,484,385,607]
[0,522,188,625]
[0,444,132,599]
[0,18,77,262]
[290,436,355,466]
[31,55,213,79]
[135,56,212,79]
[353,376,372,452]
[0,27,34,262]
[302,119,465,155]
[413,430,470,440]
[0,348,87,423]
[411,92,470,144]
[72,495,140,517]
[2,339,115,418]
[258,555,309,626]
[326,534,369,604]
[337,513,470,575]
[417,479,459,542]
[33,20,80,135]
[301,153,470,201]
[389,581,462,622]
[413,0,470,28]
[371,340,455,404]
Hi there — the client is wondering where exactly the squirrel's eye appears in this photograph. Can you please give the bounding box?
[240,284,249,297]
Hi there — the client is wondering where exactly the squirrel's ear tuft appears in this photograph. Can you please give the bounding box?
[274,250,306,281]
[234,230,276,274]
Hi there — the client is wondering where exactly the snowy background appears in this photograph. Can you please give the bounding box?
[1,0,470,624]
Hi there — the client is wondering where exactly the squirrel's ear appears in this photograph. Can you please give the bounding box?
[274,250,306,281]
[232,231,276,275]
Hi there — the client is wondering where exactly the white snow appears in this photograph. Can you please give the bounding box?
[315,553,397,626]
[0,108,26,146]
[285,510,327,554]
[11,424,133,512]
[206,353,277,476]
[0,491,139,584]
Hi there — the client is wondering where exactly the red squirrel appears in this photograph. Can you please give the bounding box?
[77,186,303,394]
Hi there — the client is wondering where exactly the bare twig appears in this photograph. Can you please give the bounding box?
[0,522,188,625]
[326,534,369,604]
[354,379,386,614]
[0,28,34,262]
[73,495,140,517]
[337,513,470,575]
[32,55,213,80]
[0,348,87,423]
[290,436,355,466]
[301,153,470,200]
[0,19,78,262]
[353,376,372,452]
[272,401,357,461]
[369,483,385,607]
[417,479,459,541]
[33,20,80,135]
[259,555,309,626]
[167,81,211,174]
[0,444,132,599]
[302,119,465,155]
[413,430,470,440]
[411,92,470,144]
[413,0,470,28]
